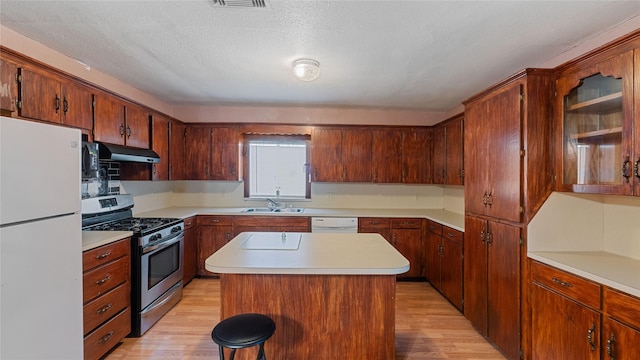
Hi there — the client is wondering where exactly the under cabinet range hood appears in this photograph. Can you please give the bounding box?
[97,142,161,163]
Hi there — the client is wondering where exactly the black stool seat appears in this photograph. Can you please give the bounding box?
[211,313,276,360]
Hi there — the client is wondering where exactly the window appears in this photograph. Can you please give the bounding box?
[243,135,310,199]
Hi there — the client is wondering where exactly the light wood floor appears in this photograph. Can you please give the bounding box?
[105,278,506,359]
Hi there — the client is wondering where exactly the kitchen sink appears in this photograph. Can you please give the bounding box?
[241,207,304,213]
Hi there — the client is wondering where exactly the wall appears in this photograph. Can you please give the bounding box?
[123,180,464,215]
[528,192,640,261]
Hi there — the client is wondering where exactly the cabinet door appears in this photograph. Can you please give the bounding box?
[124,104,150,149]
[425,232,441,289]
[372,129,402,183]
[342,128,372,182]
[463,215,488,333]
[182,225,197,285]
[391,228,422,278]
[556,50,634,195]
[445,116,464,185]
[151,115,169,180]
[464,102,490,216]
[169,121,185,180]
[431,124,446,184]
[93,94,125,145]
[198,225,232,276]
[440,232,463,311]
[486,221,521,360]
[311,128,342,182]
[603,318,640,360]
[18,67,61,123]
[531,284,601,360]
[635,49,640,196]
[210,126,238,180]
[61,81,93,130]
[403,128,431,184]
[0,58,18,115]
[184,126,211,180]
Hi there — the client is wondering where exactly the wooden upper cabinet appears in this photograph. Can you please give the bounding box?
[311,128,343,182]
[635,49,640,197]
[403,127,431,184]
[184,126,211,180]
[556,50,635,196]
[124,104,150,148]
[210,126,239,180]
[0,58,18,116]
[432,124,446,184]
[465,81,523,222]
[372,129,403,183]
[16,67,93,129]
[445,115,464,185]
[151,114,169,180]
[342,128,372,182]
[93,94,150,148]
[169,120,185,180]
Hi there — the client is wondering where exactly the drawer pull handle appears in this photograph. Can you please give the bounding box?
[552,277,573,288]
[211,219,220,223]
[95,251,112,260]
[98,331,114,344]
[447,232,455,237]
[95,275,111,285]
[96,303,113,315]
[607,332,616,359]
[587,324,596,351]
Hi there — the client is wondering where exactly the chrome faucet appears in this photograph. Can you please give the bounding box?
[266,198,279,209]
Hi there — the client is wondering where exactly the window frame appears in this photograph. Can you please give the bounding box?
[242,134,311,200]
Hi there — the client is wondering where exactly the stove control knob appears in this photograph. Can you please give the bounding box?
[150,234,162,242]
[171,226,182,233]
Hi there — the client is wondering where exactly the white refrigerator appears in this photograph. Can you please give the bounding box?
[0,116,83,359]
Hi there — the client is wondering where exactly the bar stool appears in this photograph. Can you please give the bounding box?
[211,313,276,360]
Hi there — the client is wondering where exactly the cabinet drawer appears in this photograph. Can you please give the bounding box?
[531,261,601,309]
[603,287,640,330]
[234,216,309,228]
[83,257,129,304]
[84,307,131,360]
[426,220,443,235]
[184,216,196,229]
[83,238,130,271]
[442,226,463,245]
[391,218,422,229]
[83,282,130,335]
[358,217,390,229]
[198,215,233,226]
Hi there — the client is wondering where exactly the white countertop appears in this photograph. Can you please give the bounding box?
[205,232,410,275]
[136,207,465,231]
[82,231,132,252]
[529,251,640,298]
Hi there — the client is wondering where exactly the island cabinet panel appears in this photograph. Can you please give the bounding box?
[197,215,233,277]
[82,238,131,360]
[220,274,396,360]
[182,216,197,285]
[233,215,310,236]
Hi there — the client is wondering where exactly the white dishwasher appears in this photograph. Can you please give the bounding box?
[311,217,358,233]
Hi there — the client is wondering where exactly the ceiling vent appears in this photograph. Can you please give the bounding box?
[212,0,268,8]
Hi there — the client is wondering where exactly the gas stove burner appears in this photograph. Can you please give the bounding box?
[83,217,182,235]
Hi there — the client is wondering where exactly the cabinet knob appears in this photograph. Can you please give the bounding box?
[55,94,60,112]
[633,157,639,179]
[587,324,596,351]
[607,332,616,359]
[126,126,132,138]
[622,156,631,182]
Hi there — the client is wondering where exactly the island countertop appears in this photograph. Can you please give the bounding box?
[205,232,410,275]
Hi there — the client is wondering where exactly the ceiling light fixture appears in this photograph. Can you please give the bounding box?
[293,59,320,82]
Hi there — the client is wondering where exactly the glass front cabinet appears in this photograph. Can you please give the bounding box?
[555,50,637,195]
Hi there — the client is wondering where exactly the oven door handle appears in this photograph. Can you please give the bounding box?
[142,233,183,254]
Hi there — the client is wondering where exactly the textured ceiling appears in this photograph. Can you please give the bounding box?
[1,1,639,112]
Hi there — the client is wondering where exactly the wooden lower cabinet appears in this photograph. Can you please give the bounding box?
[82,238,131,360]
[426,220,463,310]
[197,216,233,277]
[182,216,197,284]
[531,261,640,360]
[358,217,391,241]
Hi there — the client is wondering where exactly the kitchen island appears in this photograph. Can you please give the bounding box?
[206,232,409,360]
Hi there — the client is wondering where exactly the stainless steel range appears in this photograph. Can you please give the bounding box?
[82,194,184,337]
